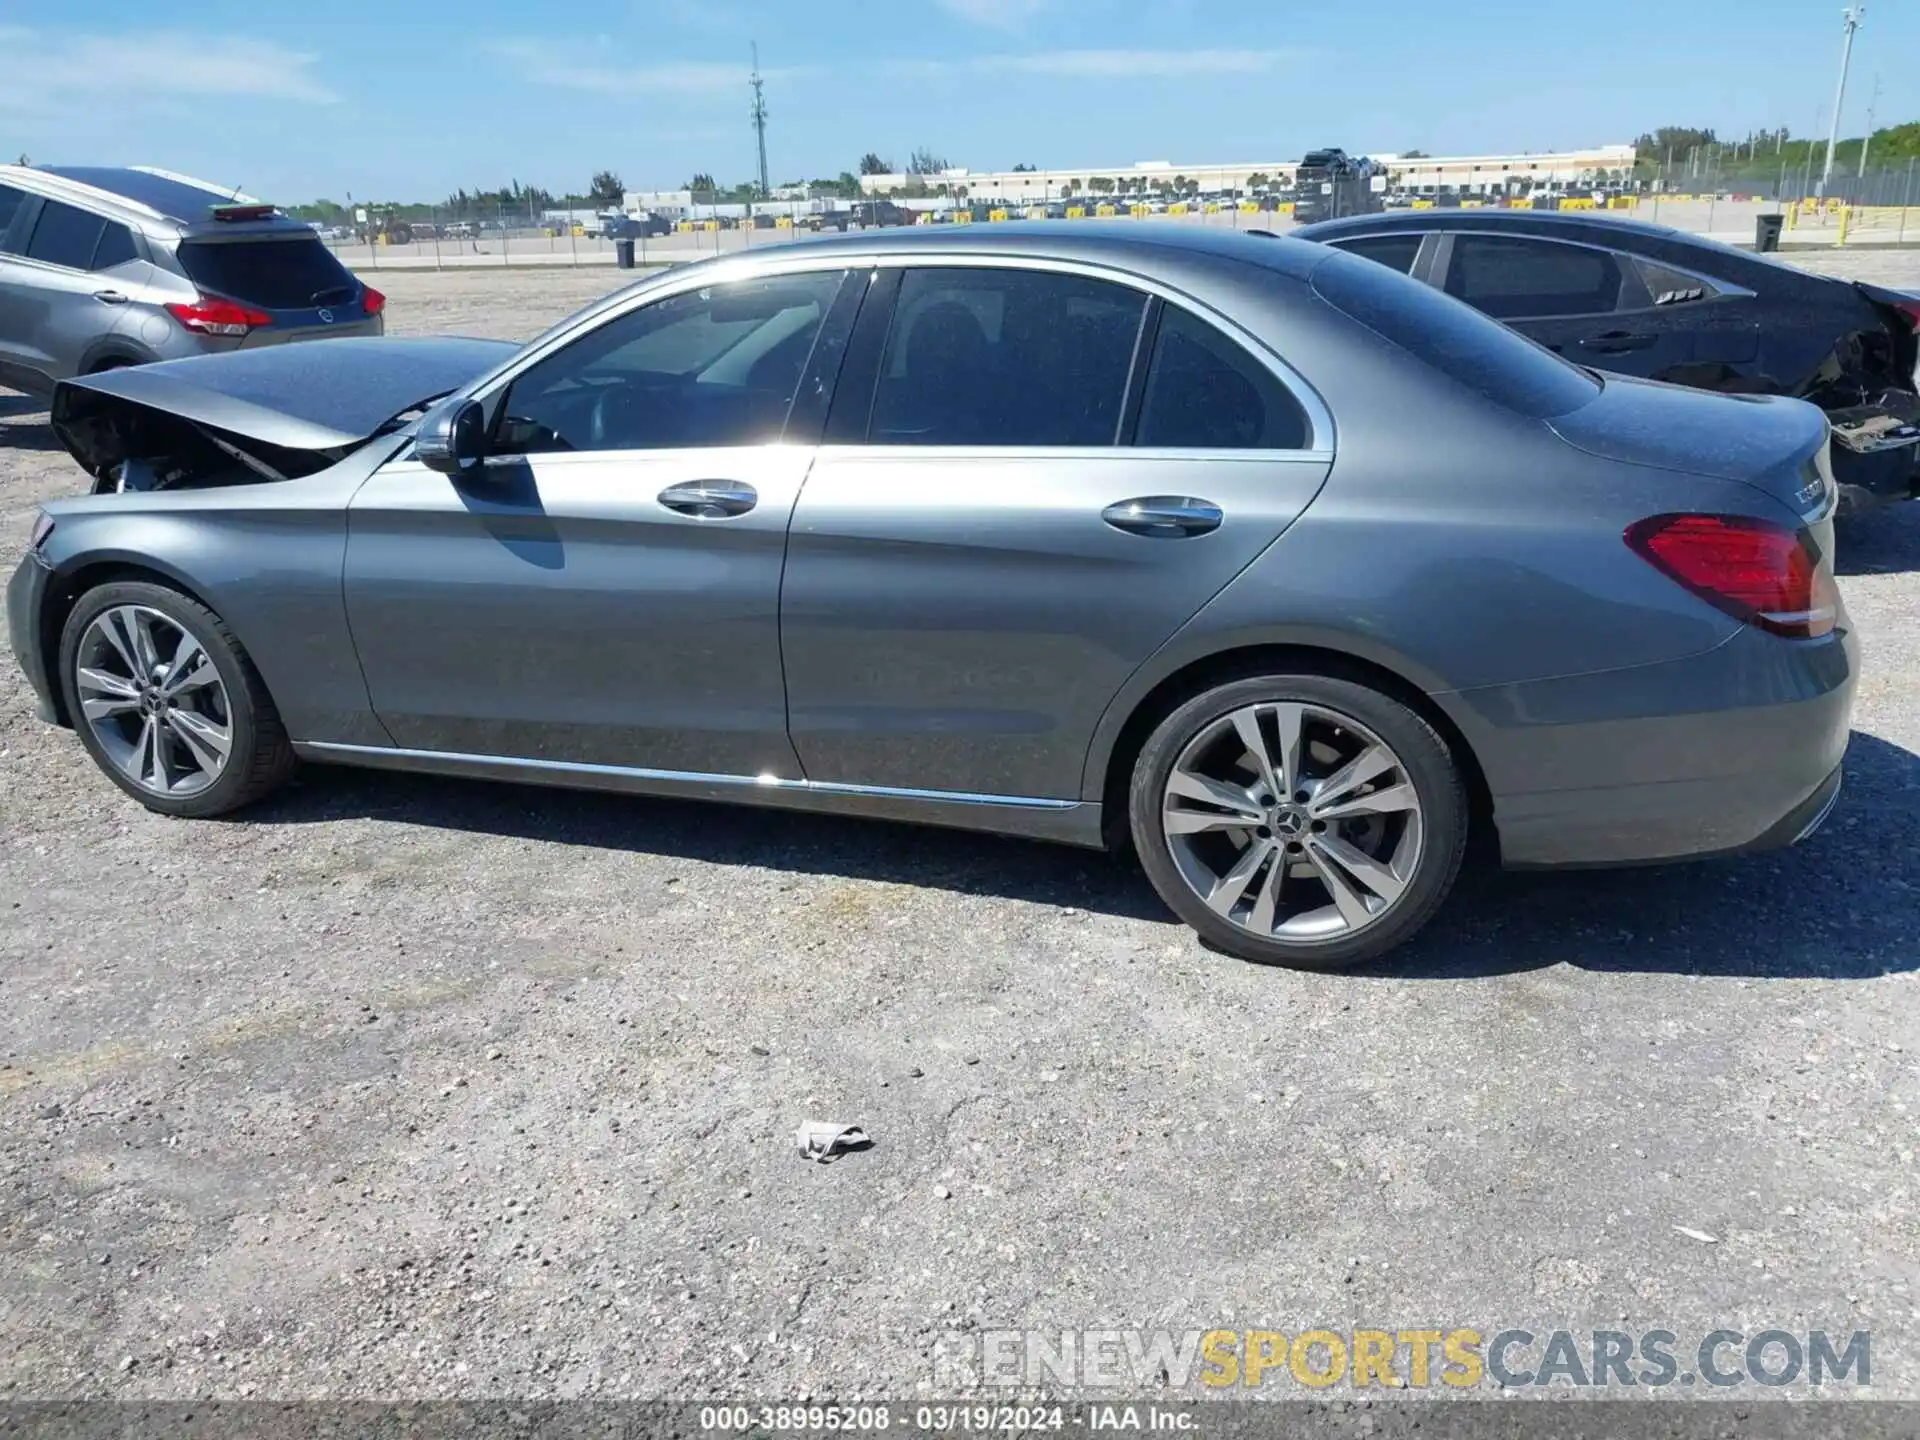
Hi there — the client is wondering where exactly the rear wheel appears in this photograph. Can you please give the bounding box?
[1130,672,1468,969]
[57,580,295,817]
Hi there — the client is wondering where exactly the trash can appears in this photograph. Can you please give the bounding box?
[1755,214,1784,253]
[615,238,636,269]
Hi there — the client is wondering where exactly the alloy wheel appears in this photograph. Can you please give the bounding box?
[73,605,233,798]
[1160,701,1425,944]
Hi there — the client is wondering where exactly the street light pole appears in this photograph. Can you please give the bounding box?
[1858,73,1880,180]
[1819,5,1864,196]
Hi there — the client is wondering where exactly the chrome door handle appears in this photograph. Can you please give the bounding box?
[1101,496,1223,538]
[658,479,757,518]
[93,290,130,304]
[1580,330,1655,353]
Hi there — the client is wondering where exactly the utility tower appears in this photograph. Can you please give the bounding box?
[1819,5,1864,195]
[750,43,771,200]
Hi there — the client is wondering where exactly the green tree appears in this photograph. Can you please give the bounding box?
[858,152,891,176]
[589,170,624,206]
[907,147,950,175]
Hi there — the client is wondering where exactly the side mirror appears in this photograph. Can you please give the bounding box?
[415,397,487,476]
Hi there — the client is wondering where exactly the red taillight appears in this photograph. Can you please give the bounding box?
[1894,299,1920,332]
[165,294,273,337]
[1626,513,1837,639]
[361,284,386,317]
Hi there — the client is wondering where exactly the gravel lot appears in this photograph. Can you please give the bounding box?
[1,252,1917,1403]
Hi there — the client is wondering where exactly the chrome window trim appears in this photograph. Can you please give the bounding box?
[466,247,1338,456]
[295,740,1080,809]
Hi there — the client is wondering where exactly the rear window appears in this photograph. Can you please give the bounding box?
[176,236,356,309]
[1310,247,1600,419]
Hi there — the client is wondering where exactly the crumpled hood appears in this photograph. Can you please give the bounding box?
[51,336,517,476]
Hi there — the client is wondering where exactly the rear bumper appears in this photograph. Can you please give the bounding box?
[6,551,60,725]
[1445,621,1858,869]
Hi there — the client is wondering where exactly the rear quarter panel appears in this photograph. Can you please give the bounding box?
[1080,273,1774,800]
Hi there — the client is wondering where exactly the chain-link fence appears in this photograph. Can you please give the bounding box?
[305,155,1920,271]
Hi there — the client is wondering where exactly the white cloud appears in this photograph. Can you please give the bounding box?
[0,29,340,111]
[488,39,807,95]
[936,0,1049,29]
[995,48,1300,77]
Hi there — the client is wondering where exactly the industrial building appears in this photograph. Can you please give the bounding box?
[852,146,1639,202]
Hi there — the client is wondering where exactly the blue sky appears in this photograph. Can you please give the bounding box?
[4,0,1916,204]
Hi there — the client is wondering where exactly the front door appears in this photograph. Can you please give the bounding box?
[780,264,1335,801]
[344,267,856,778]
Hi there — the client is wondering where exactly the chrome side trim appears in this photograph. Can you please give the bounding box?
[1792,773,1843,844]
[296,739,1078,810]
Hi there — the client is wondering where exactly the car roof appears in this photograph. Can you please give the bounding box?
[0,165,311,237]
[1294,207,1688,244]
[738,221,1329,281]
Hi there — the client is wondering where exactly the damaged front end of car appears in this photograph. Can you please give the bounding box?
[48,336,520,495]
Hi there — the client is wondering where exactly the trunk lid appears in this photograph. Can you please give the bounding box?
[1547,373,1834,522]
[50,336,515,487]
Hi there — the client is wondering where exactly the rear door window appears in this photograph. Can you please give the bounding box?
[24,200,107,270]
[1443,234,1623,319]
[91,222,138,271]
[868,267,1146,445]
[176,236,358,308]
[1134,306,1309,449]
[1311,246,1600,418]
[1327,233,1425,275]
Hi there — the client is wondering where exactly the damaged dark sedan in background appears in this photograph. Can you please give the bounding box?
[1295,209,1920,509]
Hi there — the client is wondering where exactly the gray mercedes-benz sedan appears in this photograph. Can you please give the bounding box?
[6,225,1855,969]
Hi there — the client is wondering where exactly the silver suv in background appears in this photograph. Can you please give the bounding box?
[0,165,383,398]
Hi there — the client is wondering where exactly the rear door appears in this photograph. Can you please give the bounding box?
[0,197,141,385]
[1437,231,1694,379]
[780,261,1334,801]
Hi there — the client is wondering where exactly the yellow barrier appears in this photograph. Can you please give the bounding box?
[1608,196,1637,210]
[1410,198,1434,210]
[1169,201,1189,216]
[1837,205,1851,246]
[1096,203,1117,217]
[1508,197,1534,210]
[1275,202,1294,217]
[952,210,973,224]
[989,208,1009,223]
[676,220,696,232]
[1066,205,1086,219]
[1204,202,1221,214]
[1560,197,1596,211]
[1130,204,1150,217]
[703,220,720,232]
[775,216,794,229]
[1238,201,1259,215]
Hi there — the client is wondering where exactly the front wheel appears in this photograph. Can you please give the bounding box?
[57,580,296,817]
[1130,673,1468,970]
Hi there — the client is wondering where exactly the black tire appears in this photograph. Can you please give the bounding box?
[57,580,296,818]
[1129,671,1468,970]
